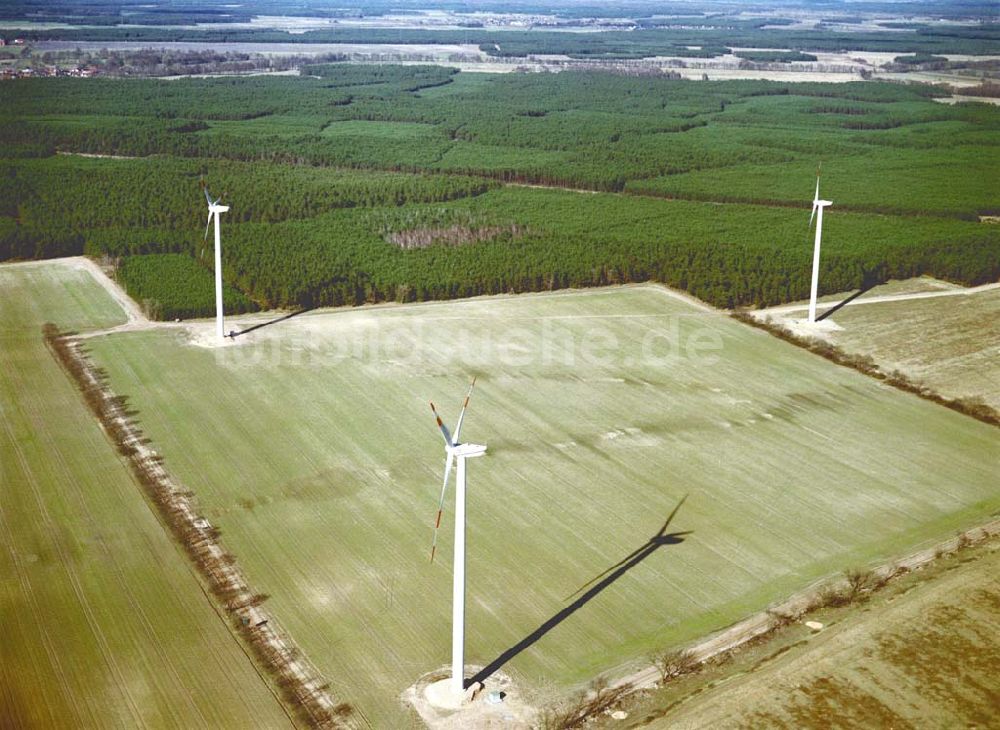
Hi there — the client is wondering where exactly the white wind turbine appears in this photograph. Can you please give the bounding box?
[429,378,486,697]
[807,167,833,324]
[201,182,229,340]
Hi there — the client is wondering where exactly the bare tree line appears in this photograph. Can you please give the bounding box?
[43,324,353,729]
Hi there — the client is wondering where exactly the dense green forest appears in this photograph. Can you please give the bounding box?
[4,67,994,200]
[116,253,257,319]
[2,66,998,317]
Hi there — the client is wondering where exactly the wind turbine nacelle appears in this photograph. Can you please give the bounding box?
[451,443,487,458]
[209,204,230,213]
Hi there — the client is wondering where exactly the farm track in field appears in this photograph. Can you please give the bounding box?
[755,283,1000,413]
[759,280,1000,315]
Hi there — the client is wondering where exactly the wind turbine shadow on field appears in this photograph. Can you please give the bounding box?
[467,495,691,688]
[816,282,875,322]
[229,307,315,338]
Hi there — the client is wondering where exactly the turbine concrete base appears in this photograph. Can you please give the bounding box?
[786,317,844,337]
[425,678,466,710]
[792,317,843,331]
[403,667,535,728]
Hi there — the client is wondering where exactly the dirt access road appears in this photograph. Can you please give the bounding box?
[758,280,1000,317]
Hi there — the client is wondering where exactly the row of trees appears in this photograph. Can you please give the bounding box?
[23,173,997,317]
[42,324,350,727]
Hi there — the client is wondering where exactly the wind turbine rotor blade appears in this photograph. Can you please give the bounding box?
[451,376,477,445]
[430,454,455,562]
[430,402,453,446]
[809,167,821,227]
[204,211,212,240]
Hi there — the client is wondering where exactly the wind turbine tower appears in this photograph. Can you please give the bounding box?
[429,379,486,698]
[202,184,229,340]
[807,168,833,324]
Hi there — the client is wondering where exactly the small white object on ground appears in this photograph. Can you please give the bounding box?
[611,710,628,720]
[805,620,824,631]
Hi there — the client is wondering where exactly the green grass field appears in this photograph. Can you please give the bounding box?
[0,261,291,728]
[82,284,999,726]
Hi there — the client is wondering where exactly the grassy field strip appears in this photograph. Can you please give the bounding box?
[0,419,81,725]
[50,328,344,725]
[0,261,291,728]
[3,362,148,726]
[84,285,999,726]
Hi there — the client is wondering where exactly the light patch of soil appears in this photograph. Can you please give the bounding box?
[671,68,863,83]
[936,96,1000,106]
[879,70,989,88]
